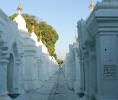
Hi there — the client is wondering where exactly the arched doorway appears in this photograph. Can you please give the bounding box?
[7,54,20,99]
[7,54,14,93]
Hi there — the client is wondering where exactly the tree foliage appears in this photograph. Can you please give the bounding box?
[9,13,59,57]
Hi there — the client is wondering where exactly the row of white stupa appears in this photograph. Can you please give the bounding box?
[63,0,118,100]
[15,8,57,63]
[63,38,80,93]
[0,6,58,100]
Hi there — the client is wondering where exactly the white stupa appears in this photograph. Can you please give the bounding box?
[13,2,57,64]
[30,26,58,64]
[30,25,49,55]
[38,40,49,55]
[13,2,49,55]
[30,25,40,47]
[14,3,28,32]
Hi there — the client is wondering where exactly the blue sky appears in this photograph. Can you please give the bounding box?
[0,0,100,59]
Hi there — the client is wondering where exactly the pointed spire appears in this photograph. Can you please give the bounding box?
[89,0,95,9]
[32,25,35,33]
[17,0,23,14]
[31,21,35,33]
[74,33,78,43]
[40,32,42,42]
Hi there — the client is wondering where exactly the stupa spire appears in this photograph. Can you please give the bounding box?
[74,33,78,43]
[14,0,28,32]
[31,21,35,33]
[32,25,35,33]
[17,0,23,14]
[89,0,95,9]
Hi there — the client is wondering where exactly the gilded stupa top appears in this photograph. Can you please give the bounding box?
[89,0,95,9]
[17,3,23,11]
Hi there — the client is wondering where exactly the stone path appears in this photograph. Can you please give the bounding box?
[47,69,79,100]
[16,69,79,100]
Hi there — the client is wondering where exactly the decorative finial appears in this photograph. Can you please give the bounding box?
[32,25,35,32]
[17,0,22,14]
[31,24,35,33]
[30,20,35,33]
[89,0,95,9]
[74,33,78,42]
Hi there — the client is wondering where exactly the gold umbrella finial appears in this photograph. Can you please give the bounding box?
[31,24,35,33]
[89,0,95,9]
[17,0,23,13]
[30,20,35,32]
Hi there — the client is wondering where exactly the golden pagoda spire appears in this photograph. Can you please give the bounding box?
[31,23,35,33]
[17,0,23,14]
[89,0,95,9]
[30,20,35,33]
[32,25,35,33]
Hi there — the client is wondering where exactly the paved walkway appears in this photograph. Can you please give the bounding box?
[47,69,79,100]
[16,69,79,100]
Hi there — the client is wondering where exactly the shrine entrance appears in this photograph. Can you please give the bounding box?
[7,53,20,99]
[7,54,14,93]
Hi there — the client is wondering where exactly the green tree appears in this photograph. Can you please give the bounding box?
[9,13,59,58]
